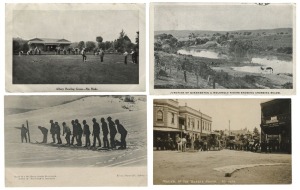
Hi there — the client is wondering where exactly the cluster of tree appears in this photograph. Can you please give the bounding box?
[75,30,138,53]
[228,39,253,61]
[13,38,29,53]
[13,30,139,54]
[277,47,292,54]
[154,33,179,53]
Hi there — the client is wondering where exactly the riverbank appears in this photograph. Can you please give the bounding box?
[154,51,293,89]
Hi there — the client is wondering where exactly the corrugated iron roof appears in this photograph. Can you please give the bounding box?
[28,38,71,44]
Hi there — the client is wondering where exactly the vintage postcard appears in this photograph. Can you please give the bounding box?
[6,3,145,92]
[150,3,296,95]
[153,99,291,184]
[5,95,147,186]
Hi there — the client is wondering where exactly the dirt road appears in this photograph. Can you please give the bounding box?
[154,149,291,184]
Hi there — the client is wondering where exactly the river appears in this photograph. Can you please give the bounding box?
[177,49,227,59]
[178,49,293,74]
[232,57,293,74]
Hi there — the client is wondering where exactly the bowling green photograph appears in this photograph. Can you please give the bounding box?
[6,3,145,92]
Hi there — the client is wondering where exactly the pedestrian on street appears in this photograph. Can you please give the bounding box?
[38,126,48,143]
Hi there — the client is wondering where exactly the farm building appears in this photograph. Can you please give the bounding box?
[28,38,72,51]
[260,99,291,153]
[153,99,212,146]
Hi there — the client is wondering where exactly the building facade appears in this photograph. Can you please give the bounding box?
[260,99,291,153]
[28,38,72,51]
[153,99,212,147]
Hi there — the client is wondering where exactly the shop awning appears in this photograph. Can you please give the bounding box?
[153,127,182,132]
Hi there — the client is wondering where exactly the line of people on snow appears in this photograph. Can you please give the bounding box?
[33,117,128,150]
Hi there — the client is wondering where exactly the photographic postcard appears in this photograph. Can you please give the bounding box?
[150,3,296,95]
[153,99,291,184]
[4,95,147,186]
[6,3,145,92]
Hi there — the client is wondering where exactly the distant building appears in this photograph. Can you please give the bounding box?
[153,99,212,144]
[28,38,71,51]
[260,99,291,153]
[224,128,252,136]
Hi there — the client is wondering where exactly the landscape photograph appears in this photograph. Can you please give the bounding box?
[5,95,147,186]
[152,3,294,90]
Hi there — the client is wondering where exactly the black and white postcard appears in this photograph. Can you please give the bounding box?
[150,3,295,95]
[6,3,145,92]
[5,95,147,186]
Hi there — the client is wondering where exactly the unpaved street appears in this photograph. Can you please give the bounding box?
[154,149,291,184]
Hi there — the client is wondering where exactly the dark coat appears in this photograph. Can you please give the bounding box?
[116,124,127,135]
[50,123,55,134]
[72,123,78,135]
[108,121,117,135]
[101,121,109,135]
[93,122,100,135]
[83,124,91,135]
[77,123,83,135]
[21,126,28,136]
[39,127,48,135]
[55,124,61,135]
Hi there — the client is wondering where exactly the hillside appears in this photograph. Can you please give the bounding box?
[155,28,292,39]
[5,96,147,168]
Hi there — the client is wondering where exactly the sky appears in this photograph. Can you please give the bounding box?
[13,10,139,42]
[154,4,294,31]
[177,99,271,132]
[5,96,86,109]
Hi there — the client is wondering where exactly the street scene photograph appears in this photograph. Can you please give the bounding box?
[152,3,294,90]
[10,4,141,84]
[153,99,291,184]
[4,95,147,186]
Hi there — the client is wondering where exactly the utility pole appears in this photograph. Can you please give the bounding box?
[229,120,231,135]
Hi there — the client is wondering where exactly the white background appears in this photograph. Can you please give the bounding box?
[0,0,299,189]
